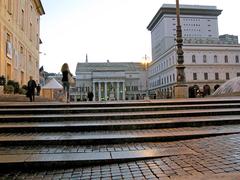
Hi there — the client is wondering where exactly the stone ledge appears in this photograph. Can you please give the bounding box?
[0,147,196,171]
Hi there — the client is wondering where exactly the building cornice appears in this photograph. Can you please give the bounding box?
[147,4,222,31]
[33,0,45,15]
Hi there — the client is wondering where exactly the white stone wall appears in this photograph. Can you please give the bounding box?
[149,44,240,97]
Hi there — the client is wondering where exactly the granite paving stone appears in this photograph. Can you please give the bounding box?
[1,132,240,179]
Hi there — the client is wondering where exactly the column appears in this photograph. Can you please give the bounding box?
[93,82,96,101]
[104,82,107,101]
[117,82,119,100]
[98,82,101,101]
[122,81,125,100]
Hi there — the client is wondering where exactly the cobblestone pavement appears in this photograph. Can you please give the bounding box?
[1,134,240,179]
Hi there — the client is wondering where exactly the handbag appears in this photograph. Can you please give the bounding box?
[68,73,75,86]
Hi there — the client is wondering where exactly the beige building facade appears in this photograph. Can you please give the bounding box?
[0,0,44,85]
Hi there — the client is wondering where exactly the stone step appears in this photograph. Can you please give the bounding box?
[0,108,239,122]
[0,103,240,115]
[0,94,52,102]
[0,97,239,172]
[0,146,196,171]
[0,125,239,146]
[0,97,240,109]
[0,115,239,133]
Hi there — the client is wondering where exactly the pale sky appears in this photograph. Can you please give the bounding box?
[40,0,240,74]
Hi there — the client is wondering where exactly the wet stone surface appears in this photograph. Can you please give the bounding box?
[0,134,240,179]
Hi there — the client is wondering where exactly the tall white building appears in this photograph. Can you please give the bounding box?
[147,4,240,98]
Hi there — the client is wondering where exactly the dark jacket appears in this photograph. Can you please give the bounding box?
[62,71,72,82]
[27,80,37,91]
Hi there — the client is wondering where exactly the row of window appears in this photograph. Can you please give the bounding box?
[150,72,240,89]
[150,54,240,79]
[192,72,240,81]
[150,74,176,89]
[150,56,175,76]
[5,0,40,49]
[192,55,239,63]
[183,24,201,27]
[77,86,139,92]
[5,33,38,72]
[126,86,139,91]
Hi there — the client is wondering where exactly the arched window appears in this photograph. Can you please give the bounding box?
[235,55,239,63]
[214,55,218,63]
[192,55,196,63]
[203,55,207,63]
[224,55,228,63]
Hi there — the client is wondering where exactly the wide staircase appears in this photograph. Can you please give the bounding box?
[0,97,240,171]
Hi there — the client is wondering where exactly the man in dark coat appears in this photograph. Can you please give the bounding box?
[27,76,37,102]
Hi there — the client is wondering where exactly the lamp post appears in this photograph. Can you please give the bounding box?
[174,0,188,98]
[176,0,185,84]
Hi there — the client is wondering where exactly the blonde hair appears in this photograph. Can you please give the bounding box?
[61,63,69,72]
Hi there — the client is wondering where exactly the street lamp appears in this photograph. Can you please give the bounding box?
[175,0,185,84]
[141,55,151,99]
[174,0,188,98]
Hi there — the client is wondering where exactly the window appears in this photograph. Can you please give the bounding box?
[6,33,13,59]
[20,46,24,54]
[192,55,196,63]
[193,73,197,80]
[215,73,219,80]
[235,56,239,63]
[204,73,208,80]
[30,23,33,41]
[7,33,11,42]
[21,10,24,31]
[226,73,230,80]
[36,34,39,49]
[214,55,218,63]
[203,55,207,63]
[7,0,12,14]
[224,55,228,63]
[20,46,24,67]
[237,73,240,77]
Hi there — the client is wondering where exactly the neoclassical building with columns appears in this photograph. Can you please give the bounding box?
[73,61,147,101]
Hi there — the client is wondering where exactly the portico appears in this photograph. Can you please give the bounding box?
[92,80,125,101]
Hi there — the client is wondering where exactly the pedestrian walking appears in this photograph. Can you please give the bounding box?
[36,84,41,96]
[61,63,73,103]
[27,76,37,102]
[88,91,94,101]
